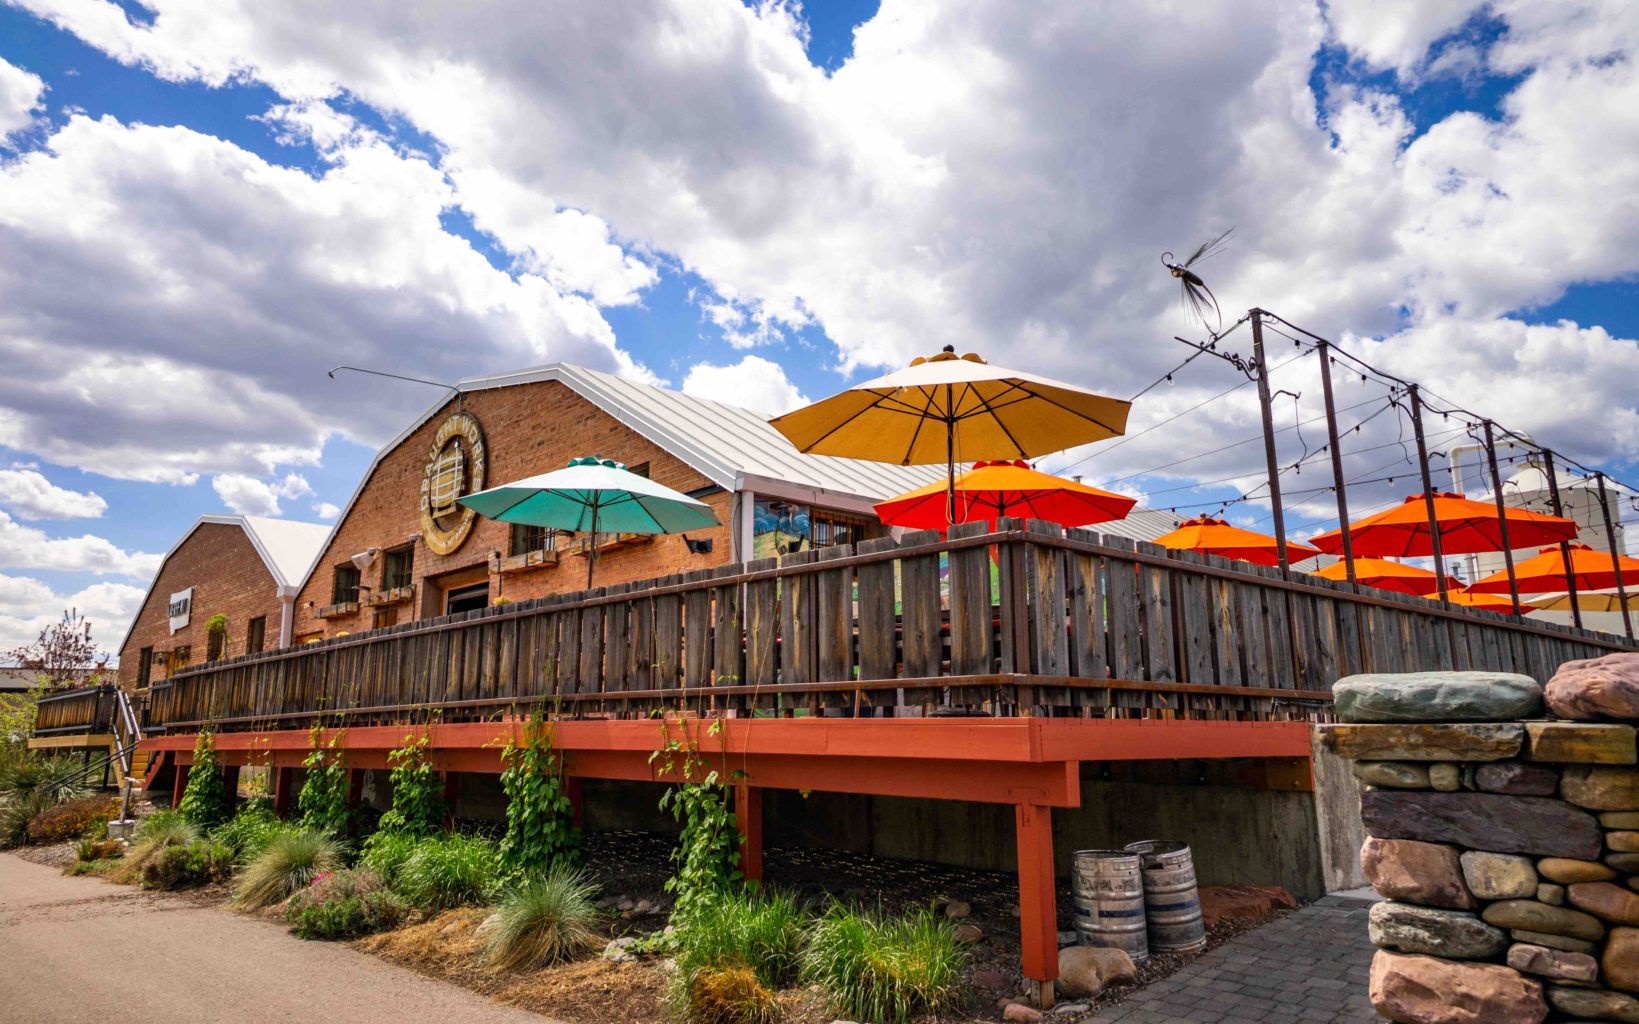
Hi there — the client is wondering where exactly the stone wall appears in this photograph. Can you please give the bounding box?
[1318,652,1639,1024]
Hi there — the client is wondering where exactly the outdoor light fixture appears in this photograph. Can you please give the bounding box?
[350,547,380,571]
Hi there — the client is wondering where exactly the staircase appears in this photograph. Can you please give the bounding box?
[110,688,145,829]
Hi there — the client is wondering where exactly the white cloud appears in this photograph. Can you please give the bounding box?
[5,0,1639,501]
[0,113,653,484]
[312,501,340,520]
[211,471,314,516]
[0,467,108,519]
[0,57,44,144]
[0,572,145,658]
[682,355,810,415]
[0,510,160,577]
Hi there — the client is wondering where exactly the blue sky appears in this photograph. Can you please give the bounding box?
[1,0,1637,655]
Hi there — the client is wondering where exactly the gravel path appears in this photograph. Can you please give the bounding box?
[0,852,557,1024]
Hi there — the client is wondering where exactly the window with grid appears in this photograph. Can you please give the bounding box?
[810,509,871,549]
[372,606,399,629]
[382,545,414,590]
[206,625,225,662]
[509,523,555,556]
[137,647,153,688]
[245,616,266,654]
[333,564,361,604]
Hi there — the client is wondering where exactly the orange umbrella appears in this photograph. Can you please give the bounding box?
[1446,588,1536,614]
[1156,516,1321,566]
[874,460,1135,531]
[1310,492,1578,558]
[1469,542,1639,595]
[1311,557,1459,596]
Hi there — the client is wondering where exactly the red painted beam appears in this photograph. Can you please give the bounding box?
[1033,718,1313,762]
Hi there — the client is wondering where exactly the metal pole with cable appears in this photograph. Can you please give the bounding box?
[1407,385,1450,603]
[1249,310,1290,575]
[1595,472,1635,640]
[1481,420,1523,618]
[1315,340,1356,586]
[1542,449,1584,631]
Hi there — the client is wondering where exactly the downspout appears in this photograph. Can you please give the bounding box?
[277,587,297,648]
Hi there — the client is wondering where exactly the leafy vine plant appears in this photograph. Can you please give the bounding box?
[373,732,446,839]
[497,716,580,883]
[298,722,351,836]
[652,714,744,922]
[178,729,229,828]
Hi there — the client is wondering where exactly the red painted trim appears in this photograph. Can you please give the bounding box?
[736,784,763,884]
[1015,803,1058,984]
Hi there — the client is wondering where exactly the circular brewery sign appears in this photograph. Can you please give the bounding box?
[418,411,486,555]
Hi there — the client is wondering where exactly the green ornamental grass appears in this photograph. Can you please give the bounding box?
[673,888,807,992]
[234,827,343,909]
[121,810,201,873]
[394,833,500,911]
[802,905,967,1024]
[483,863,603,971]
[358,830,421,887]
[209,803,293,863]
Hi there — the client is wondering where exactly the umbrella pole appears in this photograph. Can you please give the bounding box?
[1595,472,1634,640]
[1542,449,1584,631]
[946,408,957,526]
[1407,385,1449,604]
[587,501,599,591]
[1482,420,1523,618]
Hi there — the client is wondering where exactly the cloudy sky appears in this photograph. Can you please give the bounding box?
[1,0,1637,658]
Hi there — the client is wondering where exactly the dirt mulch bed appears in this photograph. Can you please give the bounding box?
[12,839,79,869]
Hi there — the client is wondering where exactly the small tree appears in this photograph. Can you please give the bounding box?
[7,608,109,690]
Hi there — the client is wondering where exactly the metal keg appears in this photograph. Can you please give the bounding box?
[1124,839,1207,953]
[1071,849,1149,963]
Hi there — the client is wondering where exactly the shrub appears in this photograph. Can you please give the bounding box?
[177,732,230,829]
[210,803,292,863]
[802,905,966,1024]
[359,830,420,888]
[674,889,807,992]
[394,833,500,911]
[685,965,779,1024]
[0,754,88,848]
[141,839,233,890]
[234,828,343,909]
[284,869,407,940]
[483,863,602,972]
[27,794,120,844]
[78,836,124,862]
[121,810,201,874]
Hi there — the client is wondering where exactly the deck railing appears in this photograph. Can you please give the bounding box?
[32,684,118,736]
[146,520,1637,732]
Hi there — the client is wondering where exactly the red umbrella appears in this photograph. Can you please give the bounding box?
[1311,557,1460,596]
[1310,492,1578,558]
[874,460,1134,531]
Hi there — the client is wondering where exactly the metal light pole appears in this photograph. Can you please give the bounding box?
[1541,449,1585,630]
[1249,310,1290,575]
[1315,340,1355,585]
[1481,420,1523,618]
[1407,385,1449,603]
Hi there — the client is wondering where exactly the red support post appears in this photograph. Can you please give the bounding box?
[1015,802,1058,1009]
[272,766,296,819]
[222,764,241,812]
[172,764,189,809]
[736,784,764,884]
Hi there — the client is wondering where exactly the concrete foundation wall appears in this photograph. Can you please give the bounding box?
[1310,727,1368,892]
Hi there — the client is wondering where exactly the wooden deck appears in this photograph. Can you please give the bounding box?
[127,519,1633,733]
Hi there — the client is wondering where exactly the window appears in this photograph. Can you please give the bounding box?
[168,646,191,673]
[445,582,490,615]
[245,616,266,655]
[206,625,226,662]
[372,606,399,629]
[136,647,153,688]
[509,523,555,556]
[332,564,361,604]
[382,545,414,591]
[627,462,649,479]
[811,509,870,549]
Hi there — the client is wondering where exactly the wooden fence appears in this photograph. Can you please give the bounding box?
[144,520,1637,732]
[32,684,117,736]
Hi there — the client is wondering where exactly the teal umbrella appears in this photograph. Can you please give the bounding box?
[458,456,719,588]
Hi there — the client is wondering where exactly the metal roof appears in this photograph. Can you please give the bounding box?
[115,514,330,655]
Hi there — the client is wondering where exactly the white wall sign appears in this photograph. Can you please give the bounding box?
[168,587,193,635]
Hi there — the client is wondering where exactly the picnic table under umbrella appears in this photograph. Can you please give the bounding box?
[1468,543,1639,594]
[873,460,1136,532]
[1156,515,1321,567]
[1309,492,1578,557]
[1310,556,1459,596]
[458,455,720,588]
[770,346,1130,523]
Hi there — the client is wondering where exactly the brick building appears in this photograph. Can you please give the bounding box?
[116,515,329,688]
[291,363,958,640]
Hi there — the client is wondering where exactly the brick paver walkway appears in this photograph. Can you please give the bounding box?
[1087,895,1380,1024]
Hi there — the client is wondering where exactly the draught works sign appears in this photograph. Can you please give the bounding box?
[168,587,193,634]
[419,411,486,555]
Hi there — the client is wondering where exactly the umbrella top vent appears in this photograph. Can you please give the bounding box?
[567,455,627,470]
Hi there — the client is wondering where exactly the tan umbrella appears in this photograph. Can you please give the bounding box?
[770,346,1130,522]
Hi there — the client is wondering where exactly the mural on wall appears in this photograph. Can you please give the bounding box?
[752,499,811,559]
[419,411,487,555]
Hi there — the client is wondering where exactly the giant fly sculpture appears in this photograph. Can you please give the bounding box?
[1162,226,1234,335]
